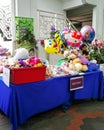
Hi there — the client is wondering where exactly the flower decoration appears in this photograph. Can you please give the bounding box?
[89,39,104,64]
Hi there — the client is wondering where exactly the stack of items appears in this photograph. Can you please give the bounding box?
[4,48,47,84]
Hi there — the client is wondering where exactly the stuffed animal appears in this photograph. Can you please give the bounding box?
[74,63,82,72]
[78,55,89,65]
[81,64,88,72]
[72,58,82,64]
[71,49,79,56]
[63,50,70,58]
[13,48,29,60]
[0,46,8,56]
[68,53,77,60]
[87,63,100,71]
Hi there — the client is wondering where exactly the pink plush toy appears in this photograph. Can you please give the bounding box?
[27,57,42,67]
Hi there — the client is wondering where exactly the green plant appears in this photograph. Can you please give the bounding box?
[15,17,37,50]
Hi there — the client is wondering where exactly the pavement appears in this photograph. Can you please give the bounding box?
[0,99,104,130]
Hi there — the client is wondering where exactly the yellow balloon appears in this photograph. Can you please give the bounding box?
[44,39,59,54]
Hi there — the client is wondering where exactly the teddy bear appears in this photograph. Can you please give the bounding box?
[68,55,88,72]
[62,49,88,74]
[63,49,77,60]
[61,61,78,75]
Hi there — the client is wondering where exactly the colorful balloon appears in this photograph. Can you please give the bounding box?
[44,32,67,54]
[64,30,82,47]
[80,25,95,43]
[44,39,58,54]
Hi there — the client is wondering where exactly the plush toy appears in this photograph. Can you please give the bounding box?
[0,46,8,56]
[46,65,54,78]
[78,55,89,65]
[64,49,80,60]
[68,53,77,60]
[72,49,79,56]
[68,62,76,70]
[63,50,70,58]
[79,44,90,59]
[18,60,29,68]
[74,63,83,72]
[87,63,100,71]
[56,58,70,66]
[26,57,43,67]
[61,61,78,75]
[72,58,82,64]
[81,64,88,72]
[71,57,88,72]
[14,48,29,60]
[90,59,97,64]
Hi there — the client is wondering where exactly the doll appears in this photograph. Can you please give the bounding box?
[79,44,90,59]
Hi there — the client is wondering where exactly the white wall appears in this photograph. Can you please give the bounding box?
[92,0,104,39]
[63,0,104,39]
[12,0,104,64]
[14,0,65,64]
[36,0,65,64]
[15,0,64,36]
[63,0,84,10]
[36,0,63,13]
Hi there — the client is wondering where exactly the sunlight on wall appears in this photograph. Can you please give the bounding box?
[0,0,13,54]
[0,0,11,6]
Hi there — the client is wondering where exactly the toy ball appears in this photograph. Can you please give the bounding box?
[80,25,95,43]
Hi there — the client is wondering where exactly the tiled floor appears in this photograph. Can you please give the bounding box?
[1,100,104,130]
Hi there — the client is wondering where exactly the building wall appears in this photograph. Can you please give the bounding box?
[15,0,104,40]
[63,0,104,39]
[11,0,104,64]
[14,0,65,64]
[92,0,104,39]
[62,0,84,10]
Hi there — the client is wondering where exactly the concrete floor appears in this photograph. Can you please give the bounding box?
[0,100,104,130]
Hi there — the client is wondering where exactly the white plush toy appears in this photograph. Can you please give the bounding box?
[14,48,29,60]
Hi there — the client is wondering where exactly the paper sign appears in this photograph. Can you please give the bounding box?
[3,67,10,87]
[70,76,83,91]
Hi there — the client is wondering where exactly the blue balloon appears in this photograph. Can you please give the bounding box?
[80,25,95,43]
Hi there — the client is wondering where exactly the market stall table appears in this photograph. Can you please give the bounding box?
[0,71,103,130]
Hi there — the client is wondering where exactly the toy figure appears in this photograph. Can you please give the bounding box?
[29,48,35,57]
[79,44,90,59]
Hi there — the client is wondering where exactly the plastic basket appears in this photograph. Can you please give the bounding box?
[10,66,46,84]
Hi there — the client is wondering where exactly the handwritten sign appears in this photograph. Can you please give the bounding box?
[3,67,10,87]
[70,76,84,91]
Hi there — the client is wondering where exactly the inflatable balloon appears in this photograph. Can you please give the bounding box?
[64,30,82,47]
[44,31,68,54]
[44,39,58,54]
[44,39,63,54]
[60,29,70,43]
[80,25,95,43]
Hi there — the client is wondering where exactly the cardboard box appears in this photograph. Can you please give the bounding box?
[10,66,46,84]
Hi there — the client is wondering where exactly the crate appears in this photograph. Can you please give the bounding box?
[10,66,46,84]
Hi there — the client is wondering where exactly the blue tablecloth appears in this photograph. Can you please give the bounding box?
[0,71,103,130]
